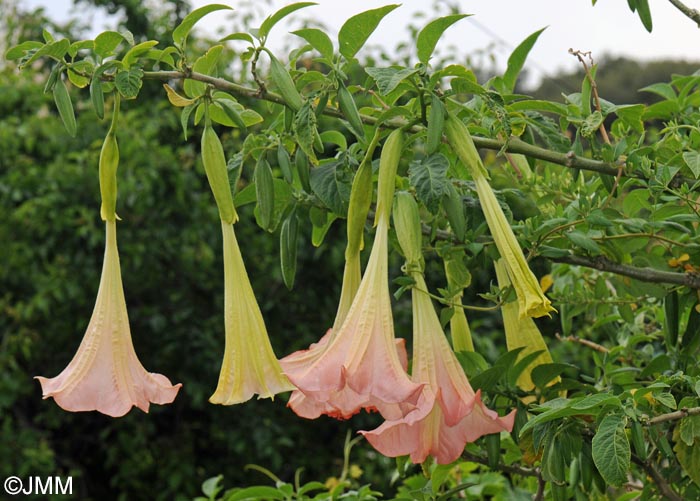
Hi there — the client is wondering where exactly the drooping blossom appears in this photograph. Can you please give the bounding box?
[444,114,554,319]
[494,258,556,393]
[209,222,295,404]
[283,129,423,419]
[36,221,182,417]
[362,193,515,464]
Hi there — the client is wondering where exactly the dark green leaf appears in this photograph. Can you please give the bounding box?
[280,209,299,290]
[310,161,352,215]
[636,0,653,32]
[592,414,630,487]
[565,231,601,254]
[665,290,680,349]
[416,14,469,64]
[409,153,449,213]
[254,159,275,231]
[115,67,144,99]
[531,363,576,388]
[338,5,400,59]
[293,102,319,164]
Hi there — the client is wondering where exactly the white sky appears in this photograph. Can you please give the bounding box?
[22,0,700,87]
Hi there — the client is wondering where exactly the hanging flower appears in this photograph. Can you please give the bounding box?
[36,221,182,417]
[209,222,295,405]
[444,114,554,319]
[283,130,423,419]
[494,258,555,393]
[362,193,515,464]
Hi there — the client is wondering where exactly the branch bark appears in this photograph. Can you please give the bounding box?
[549,254,700,289]
[646,406,700,425]
[668,0,700,26]
[631,455,683,501]
[142,70,695,185]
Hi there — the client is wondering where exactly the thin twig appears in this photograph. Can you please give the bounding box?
[645,406,700,425]
[569,49,611,145]
[668,0,700,26]
[631,455,683,501]
[556,333,609,353]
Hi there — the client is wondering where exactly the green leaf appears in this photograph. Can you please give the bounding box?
[173,4,233,49]
[665,290,680,348]
[122,40,158,68]
[226,486,286,501]
[679,416,700,447]
[185,45,224,98]
[293,101,319,165]
[683,151,700,178]
[258,2,317,41]
[592,414,630,487]
[180,104,196,140]
[94,31,129,58]
[254,160,275,231]
[319,130,347,150]
[565,231,602,254]
[636,0,653,32]
[338,4,400,59]
[531,363,575,388]
[673,432,700,486]
[201,475,223,498]
[416,14,469,64]
[501,27,546,93]
[409,153,449,213]
[292,28,333,59]
[581,111,604,137]
[67,60,94,88]
[310,160,352,215]
[4,41,43,61]
[219,32,254,44]
[68,39,94,58]
[115,67,144,99]
[22,39,70,68]
[280,209,299,290]
[365,67,418,95]
[253,179,293,232]
[52,77,77,137]
[639,82,676,101]
[310,209,337,247]
[520,393,622,434]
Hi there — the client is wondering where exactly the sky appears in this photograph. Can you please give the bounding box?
[22,0,700,88]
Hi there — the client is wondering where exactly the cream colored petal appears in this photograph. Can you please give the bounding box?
[209,222,294,405]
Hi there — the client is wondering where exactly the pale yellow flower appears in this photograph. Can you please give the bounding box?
[209,222,295,405]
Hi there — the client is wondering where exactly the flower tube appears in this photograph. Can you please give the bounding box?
[494,258,555,393]
[200,116,293,405]
[444,114,554,319]
[37,97,181,417]
[283,129,423,420]
[362,193,515,464]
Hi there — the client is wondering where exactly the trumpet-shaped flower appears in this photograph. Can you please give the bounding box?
[36,221,182,417]
[362,193,514,464]
[209,222,295,405]
[361,273,516,464]
[283,130,423,419]
[495,258,555,392]
[444,114,554,319]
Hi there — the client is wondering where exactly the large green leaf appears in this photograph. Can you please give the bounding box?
[258,2,317,41]
[520,393,622,434]
[501,27,546,93]
[292,28,333,59]
[683,151,700,178]
[293,101,319,165]
[409,154,449,213]
[309,160,352,216]
[592,414,630,487]
[416,14,469,64]
[184,45,224,98]
[338,4,399,59]
[172,4,232,48]
[94,31,131,58]
[115,67,144,99]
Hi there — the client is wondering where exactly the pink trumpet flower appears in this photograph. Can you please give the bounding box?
[282,130,423,419]
[362,273,516,464]
[362,193,515,464]
[36,221,182,417]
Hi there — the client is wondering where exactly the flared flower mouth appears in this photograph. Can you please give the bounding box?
[36,221,181,418]
[209,222,295,405]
